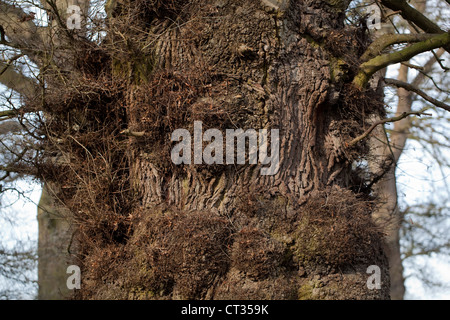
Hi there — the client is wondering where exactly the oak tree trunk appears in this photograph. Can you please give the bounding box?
[91,0,390,300]
[37,0,391,300]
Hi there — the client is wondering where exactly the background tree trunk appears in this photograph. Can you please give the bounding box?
[369,0,445,300]
[35,0,89,299]
[37,184,71,299]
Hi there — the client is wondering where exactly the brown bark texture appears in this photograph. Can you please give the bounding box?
[31,0,392,299]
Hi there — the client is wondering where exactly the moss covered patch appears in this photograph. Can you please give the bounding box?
[292,186,384,273]
[231,227,285,280]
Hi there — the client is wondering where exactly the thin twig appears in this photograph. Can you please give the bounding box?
[348,110,432,147]
[401,62,424,71]
[385,78,450,112]
[0,54,24,77]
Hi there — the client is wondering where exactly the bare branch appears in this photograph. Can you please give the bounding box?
[411,48,446,87]
[380,0,448,37]
[348,111,432,147]
[0,59,38,97]
[0,109,16,119]
[120,129,146,137]
[401,62,424,71]
[353,32,450,88]
[0,53,24,76]
[0,146,34,177]
[361,33,439,62]
[385,78,450,112]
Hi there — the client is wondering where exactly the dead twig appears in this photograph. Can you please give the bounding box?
[348,110,432,147]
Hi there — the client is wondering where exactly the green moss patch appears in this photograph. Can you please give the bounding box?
[293,186,384,273]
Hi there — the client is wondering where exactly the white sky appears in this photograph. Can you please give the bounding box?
[0,180,40,299]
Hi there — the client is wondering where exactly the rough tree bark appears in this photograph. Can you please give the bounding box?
[99,0,391,299]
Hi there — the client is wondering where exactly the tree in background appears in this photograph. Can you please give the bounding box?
[1,107,38,299]
[349,0,450,299]
[0,0,449,299]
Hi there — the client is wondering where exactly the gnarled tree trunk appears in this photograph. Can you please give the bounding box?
[69,0,390,300]
[8,0,398,300]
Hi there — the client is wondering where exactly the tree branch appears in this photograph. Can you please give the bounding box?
[0,60,38,97]
[0,109,17,119]
[401,62,424,71]
[0,147,31,176]
[348,111,432,147]
[381,0,450,55]
[385,78,450,112]
[361,33,439,62]
[0,54,23,76]
[120,129,146,137]
[353,32,450,88]
[411,48,446,87]
[0,1,44,51]
[380,0,447,35]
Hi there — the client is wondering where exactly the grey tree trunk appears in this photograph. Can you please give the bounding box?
[37,185,71,299]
